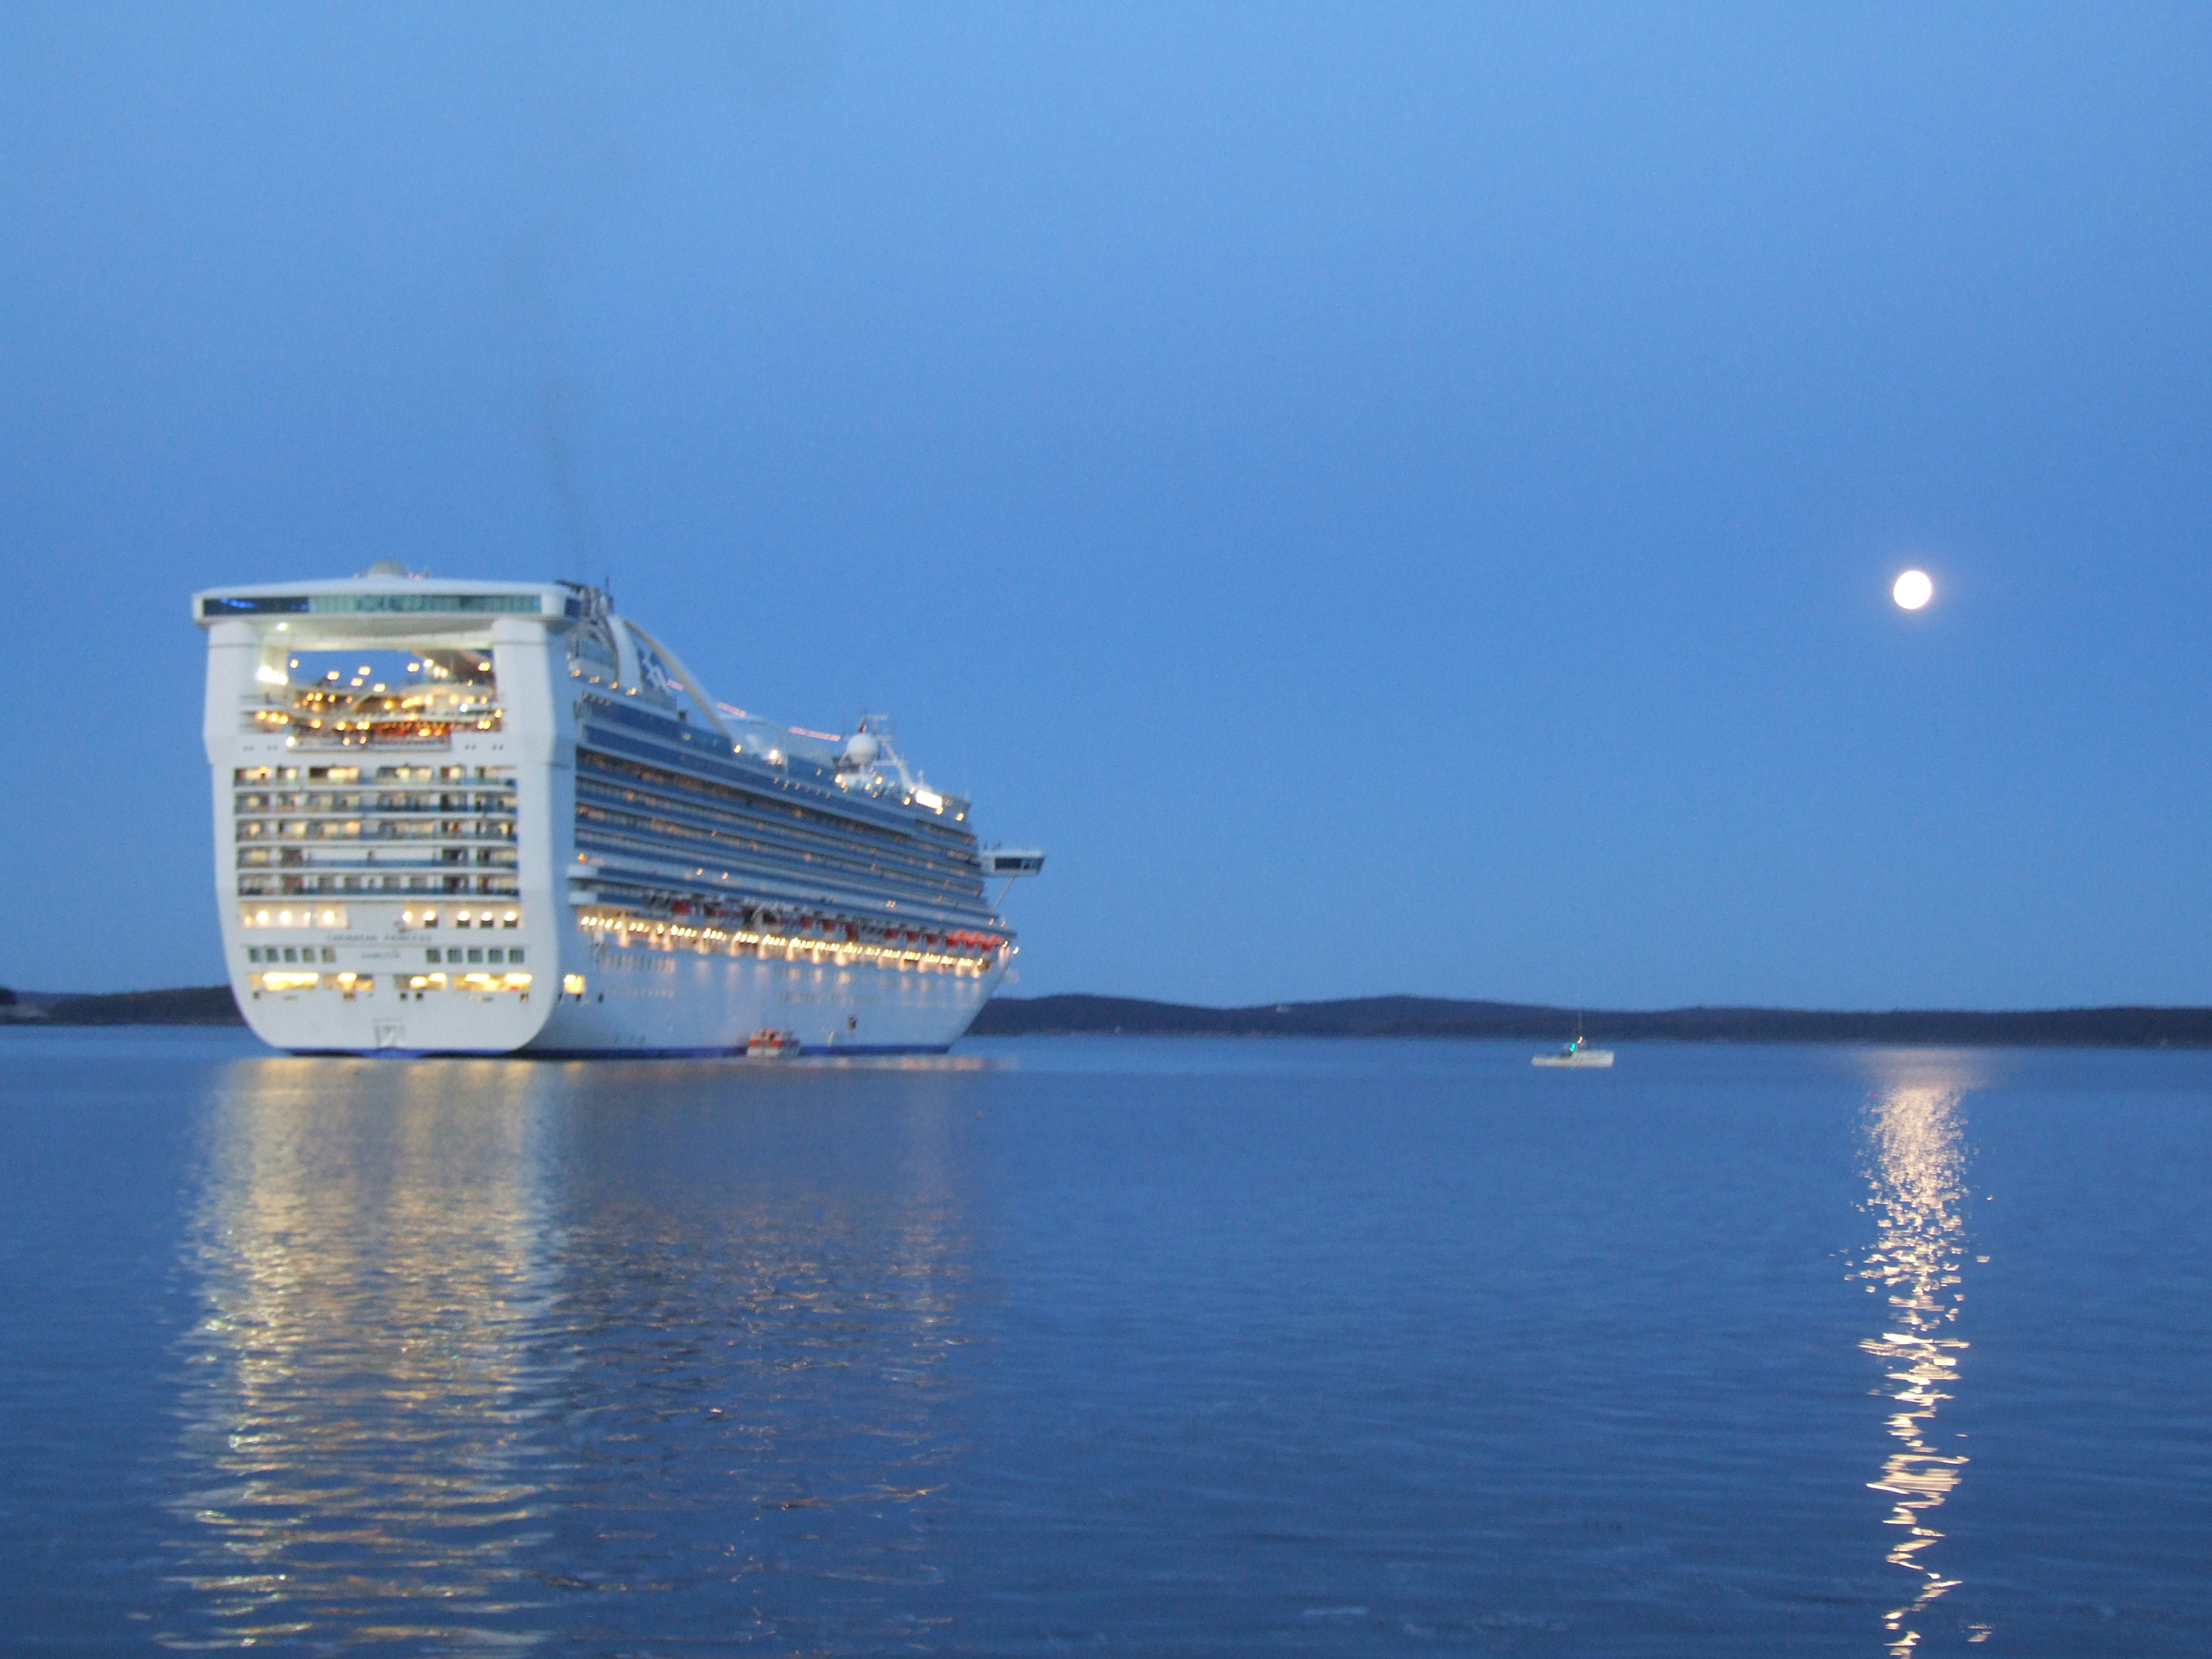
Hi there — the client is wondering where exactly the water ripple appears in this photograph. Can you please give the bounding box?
[159,1057,975,1651]
[1852,1058,1980,1654]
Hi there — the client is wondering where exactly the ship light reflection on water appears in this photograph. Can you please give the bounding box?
[159,1057,982,1648]
[1852,1059,1991,1653]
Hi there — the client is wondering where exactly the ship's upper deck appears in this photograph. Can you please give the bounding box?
[196,571,972,825]
[194,576,575,641]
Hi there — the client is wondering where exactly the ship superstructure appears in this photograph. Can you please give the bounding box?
[195,568,1040,1055]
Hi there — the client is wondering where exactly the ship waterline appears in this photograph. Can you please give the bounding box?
[196,572,1039,1055]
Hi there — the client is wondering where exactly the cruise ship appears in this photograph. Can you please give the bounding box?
[195,566,1042,1055]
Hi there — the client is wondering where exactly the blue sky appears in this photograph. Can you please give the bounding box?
[5,3,2210,1007]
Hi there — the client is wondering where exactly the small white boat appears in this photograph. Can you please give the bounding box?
[746,1028,801,1059]
[1533,1032,1614,1069]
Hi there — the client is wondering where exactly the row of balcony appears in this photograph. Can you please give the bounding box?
[237,872,521,897]
[238,847,519,869]
[237,821,517,843]
[235,792,514,813]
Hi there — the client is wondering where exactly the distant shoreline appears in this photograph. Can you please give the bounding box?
[2,986,245,1026]
[8,986,2212,1048]
[972,993,2212,1048]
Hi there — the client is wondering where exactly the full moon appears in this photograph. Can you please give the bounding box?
[1892,569,1934,611]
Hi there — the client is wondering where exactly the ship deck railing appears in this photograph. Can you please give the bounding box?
[238,873,522,897]
[239,850,520,871]
[237,826,519,844]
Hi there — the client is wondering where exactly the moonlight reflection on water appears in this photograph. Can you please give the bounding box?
[1854,1063,1987,1653]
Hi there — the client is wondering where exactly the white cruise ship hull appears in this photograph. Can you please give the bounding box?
[195,575,1028,1058]
[244,943,1002,1057]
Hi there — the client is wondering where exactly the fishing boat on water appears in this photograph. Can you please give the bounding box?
[1533,1030,1614,1069]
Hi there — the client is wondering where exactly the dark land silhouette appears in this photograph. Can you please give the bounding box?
[8,986,2212,1046]
[972,992,2212,1048]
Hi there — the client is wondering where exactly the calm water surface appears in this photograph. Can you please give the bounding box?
[2,1031,2209,1655]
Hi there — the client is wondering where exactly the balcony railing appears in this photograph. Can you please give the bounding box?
[237,871,522,898]
[235,821,518,844]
